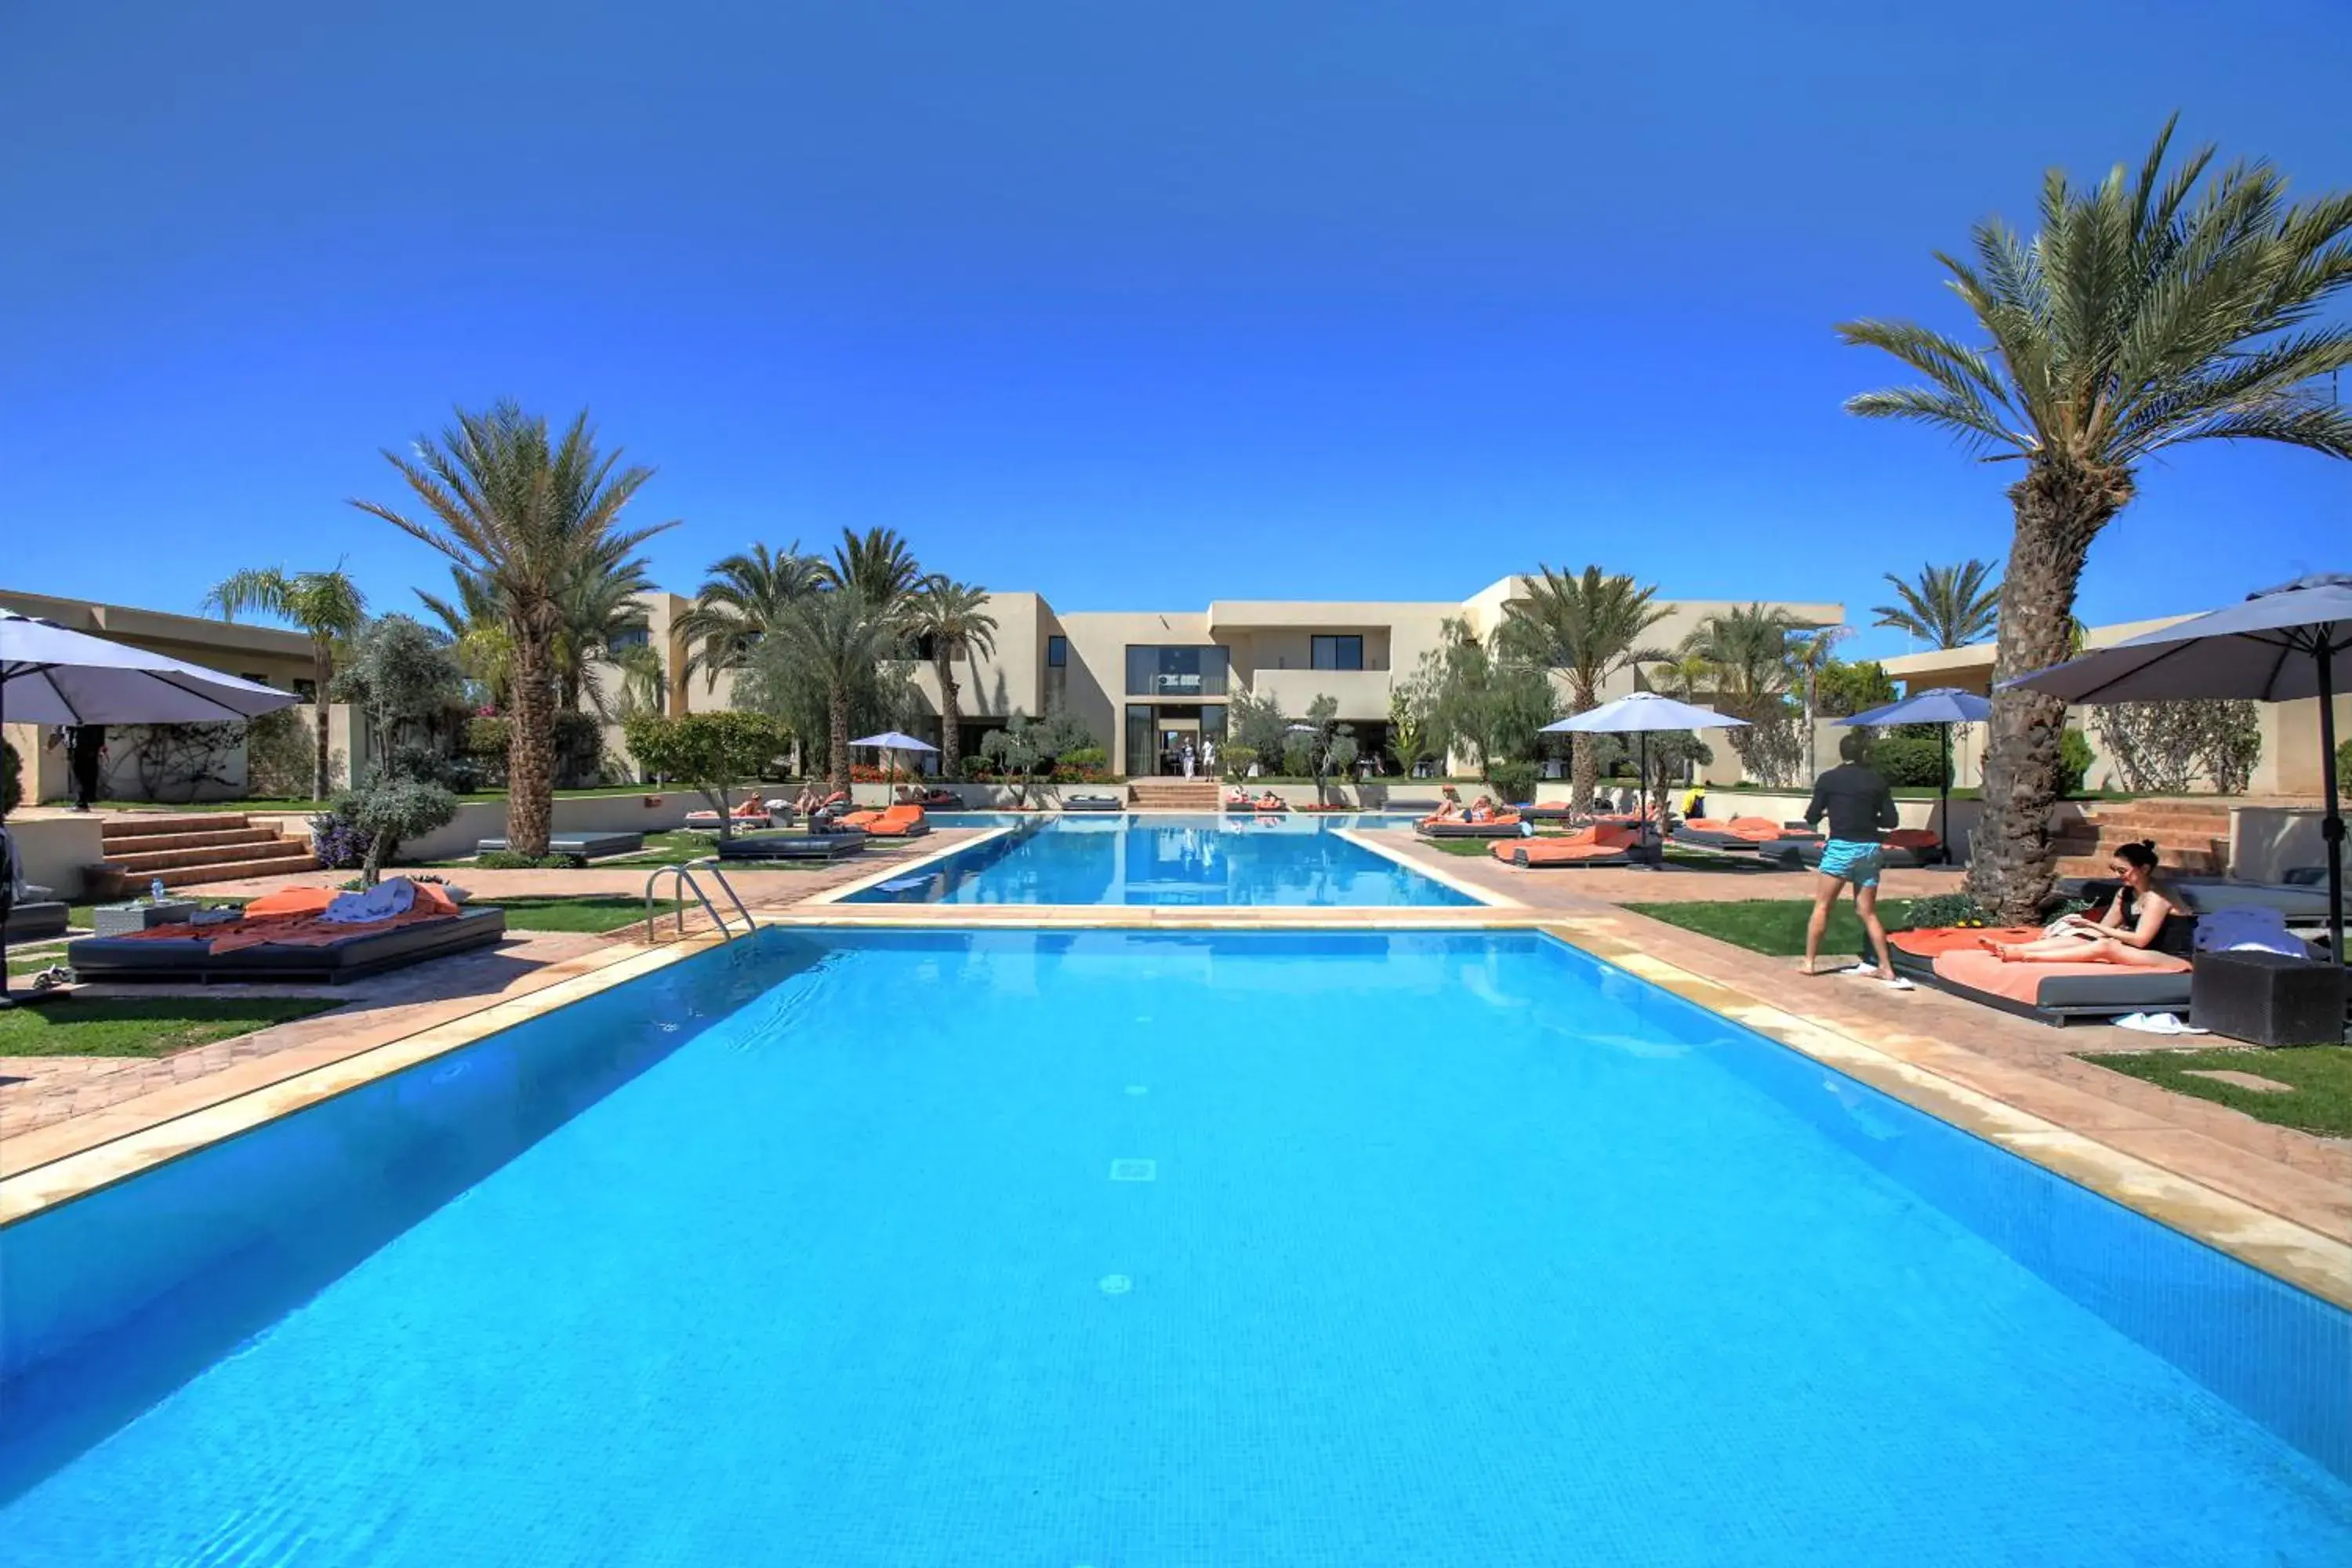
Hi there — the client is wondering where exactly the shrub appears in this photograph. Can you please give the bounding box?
[243,707,314,798]
[309,808,372,870]
[2057,728,2094,797]
[1904,892,1992,931]
[1060,746,1108,771]
[1,739,19,814]
[1485,759,1538,804]
[1867,732,1949,789]
[622,711,787,822]
[2339,739,2352,788]
[1220,745,1259,781]
[477,849,586,870]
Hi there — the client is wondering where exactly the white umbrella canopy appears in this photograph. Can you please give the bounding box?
[1,610,303,726]
[1541,692,1750,863]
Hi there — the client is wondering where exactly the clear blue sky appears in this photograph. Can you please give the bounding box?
[4,2,2346,664]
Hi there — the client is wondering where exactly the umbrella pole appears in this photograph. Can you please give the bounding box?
[2318,643,2344,971]
[1,673,13,1009]
[1642,731,1655,868]
[1939,725,1951,868]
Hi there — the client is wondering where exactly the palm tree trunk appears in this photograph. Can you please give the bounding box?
[829,682,851,796]
[507,633,557,858]
[311,638,332,800]
[1568,687,1598,813]
[1969,459,2132,923]
[938,656,961,777]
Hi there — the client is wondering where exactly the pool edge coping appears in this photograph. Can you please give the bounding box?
[3,913,2343,1312]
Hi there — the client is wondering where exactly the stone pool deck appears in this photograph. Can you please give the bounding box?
[3,824,2346,1310]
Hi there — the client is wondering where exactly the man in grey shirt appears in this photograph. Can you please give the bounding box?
[1800,729,1911,989]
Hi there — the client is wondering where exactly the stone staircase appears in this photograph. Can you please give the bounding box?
[89,813,319,895]
[2053,799,2234,880]
[1127,779,1222,811]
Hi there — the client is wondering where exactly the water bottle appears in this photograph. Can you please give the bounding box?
[149,877,167,904]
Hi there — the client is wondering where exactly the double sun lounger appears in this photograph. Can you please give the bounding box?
[1415,812,1523,840]
[1882,922,2196,1025]
[68,882,509,985]
[1489,822,1647,869]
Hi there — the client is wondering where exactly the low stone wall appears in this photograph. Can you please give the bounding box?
[5,815,107,900]
[2231,806,2335,885]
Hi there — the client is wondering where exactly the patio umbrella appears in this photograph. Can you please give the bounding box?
[1834,686,1993,865]
[1543,692,1749,865]
[2000,572,2349,965]
[850,729,938,786]
[1,608,303,1007]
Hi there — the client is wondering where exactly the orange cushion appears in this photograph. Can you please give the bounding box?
[244,885,336,919]
[1890,926,2040,960]
[1933,946,2189,1004]
[1885,828,1940,851]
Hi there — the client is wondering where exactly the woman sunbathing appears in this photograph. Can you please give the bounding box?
[1464,796,1497,824]
[1983,841,2178,967]
[1254,791,1287,812]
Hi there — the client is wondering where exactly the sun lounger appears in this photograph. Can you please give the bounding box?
[2157,875,2346,926]
[5,898,68,941]
[1490,823,1644,868]
[70,902,506,984]
[1882,924,2194,1024]
[716,829,867,862]
[476,832,645,859]
[1416,812,1523,840]
[1670,815,1791,851]
[862,804,929,838]
[1063,794,1123,812]
[1761,827,1940,870]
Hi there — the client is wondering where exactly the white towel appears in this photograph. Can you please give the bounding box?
[321,877,417,924]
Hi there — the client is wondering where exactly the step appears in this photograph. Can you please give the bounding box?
[93,827,286,855]
[90,851,321,896]
[2056,849,2225,879]
[103,840,313,875]
[101,813,252,840]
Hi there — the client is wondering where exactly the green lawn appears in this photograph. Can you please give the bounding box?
[2083,1047,2352,1138]
[0,996,344,1057]
[1622,898,1917,956]
[477,895,684,934]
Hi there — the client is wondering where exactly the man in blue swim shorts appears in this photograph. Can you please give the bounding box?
[1800,731,1911,989]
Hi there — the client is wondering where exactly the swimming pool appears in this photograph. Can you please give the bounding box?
[851,812,1476,906]
[4,928,2345,1564]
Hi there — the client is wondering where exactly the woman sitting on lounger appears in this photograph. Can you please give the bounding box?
[1464,796,1496,824]
[1984,841,2178,966]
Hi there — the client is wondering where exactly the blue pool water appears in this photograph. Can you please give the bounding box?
[851,811,1475,905]
[4,929,2348,1565]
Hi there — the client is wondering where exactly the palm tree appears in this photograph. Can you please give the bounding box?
[822,527,926,616]
[1842,118,2352,919]
[908,578,999,775]
[416,564,512,708]
[1872,560,2002,649]
[1678,605,1813,786]
[554,544,657,718]
[201,564,369,799]
[773,588,899,793]
[1501,564,1670,809]
[352,402,673,857]
[675,543,824,689]
[1788,623,1853,778]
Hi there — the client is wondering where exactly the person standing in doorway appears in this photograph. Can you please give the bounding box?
[1799,730,1911,989]
[48,725,108,812]
[1181,741,1197,779]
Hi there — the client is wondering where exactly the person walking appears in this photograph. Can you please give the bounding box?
[1181,741,1196,779]
[1799,729,1911,989]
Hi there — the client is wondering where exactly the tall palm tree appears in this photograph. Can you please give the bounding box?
[1788,623,1853,778]
[822,527,925,616]
[1677,604,1804,717]
[908,578,999,775]
[773,588,899,793]
[675,543,824,689]
[554,544,657,718]
[352,402,673,857]
[1871,560,2002,649]
[202,564,369,799]
[1842,118,2352,919]
[1501,564,1670,809]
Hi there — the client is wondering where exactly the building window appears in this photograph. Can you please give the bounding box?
[292,678,318,701]
[605,626,651,652]
[1312,635,1364,671]
[1125,644,1228,699]
[1125,705,1154,774]
[1047,635,1066,667]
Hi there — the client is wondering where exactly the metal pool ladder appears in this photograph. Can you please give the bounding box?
[644,858,755,942]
